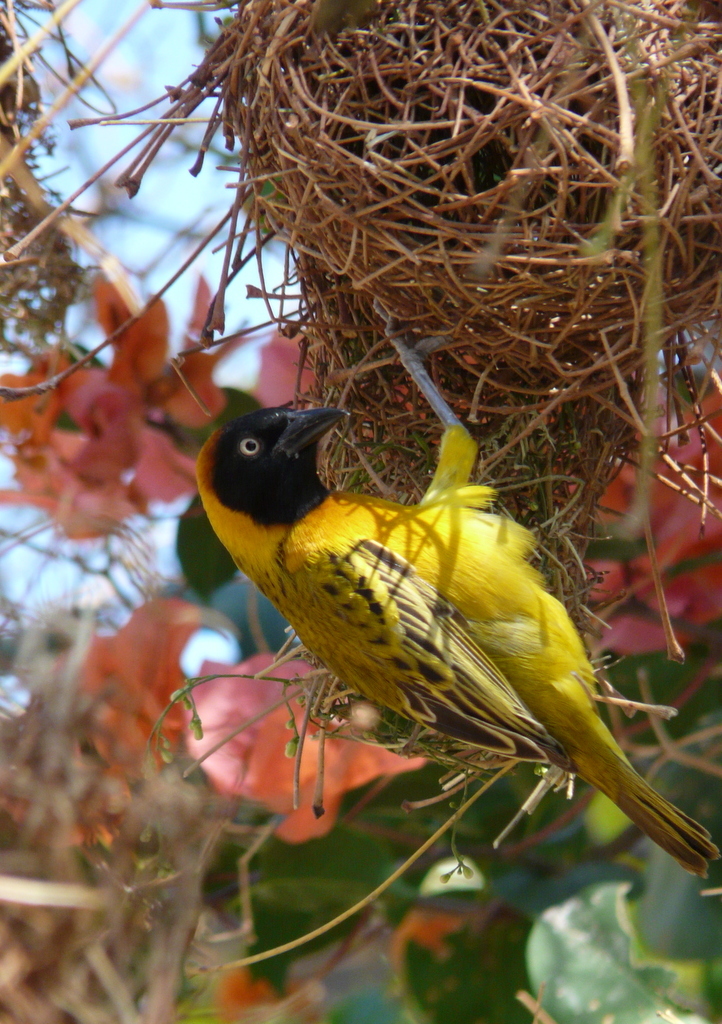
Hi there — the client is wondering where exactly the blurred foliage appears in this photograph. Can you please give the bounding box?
[177,388,259,599]
[527,883,712,1024]
[177,498,238,599]
[185,507,722,1023]
[3,2,722,1017]
[404,910,531,1024]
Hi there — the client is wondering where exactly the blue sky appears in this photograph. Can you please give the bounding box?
[43,0,286,374]
[3,1,297,667]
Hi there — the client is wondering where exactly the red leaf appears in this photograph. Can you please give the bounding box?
[216,969,278,1020]
[0,353,68,445]
[147,278,237,427]
[133,426,197,502]
[186,654,424,842]
[253,334,314,407]
[390,908,466,967]
[95,279,169,396]
[185,275,213,342]
[591,399,722,652]
[67,379,144,485]
[157,350,229,427]
[5,430,142,538]
[80,598,202,773]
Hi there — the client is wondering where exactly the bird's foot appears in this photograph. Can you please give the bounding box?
[373,299,459,429]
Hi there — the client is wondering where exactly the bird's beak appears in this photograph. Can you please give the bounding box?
[275,407,348,457]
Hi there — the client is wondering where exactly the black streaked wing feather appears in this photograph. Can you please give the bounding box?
[351,539,571,770]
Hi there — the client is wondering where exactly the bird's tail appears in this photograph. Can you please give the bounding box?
[605,762,718,877]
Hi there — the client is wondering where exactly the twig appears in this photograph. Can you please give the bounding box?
[0,0,84,90]
[238,819,277,947]
[293,678,320,810]
[170,358,212,418]
[312,725,327,818]
[0,875,105,909]
[402,774,470,812]
[595,675,677,720]
[0,1,149,181]
[642,515,685,663]
[516,986,560,1024]
[189,763,514,974]
[0,210,232,401]
[637,670,722,782]
[503,789,595,857]
[85,944,140,1024]
[579,0,635,171]
[493,766,570,849]
[183,687,302,778]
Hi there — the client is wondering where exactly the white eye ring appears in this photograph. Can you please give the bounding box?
[239,436,261,457]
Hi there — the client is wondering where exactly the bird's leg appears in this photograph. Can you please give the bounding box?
[393,331,460,429]
[373,300,478,498]
[373,298,459,427]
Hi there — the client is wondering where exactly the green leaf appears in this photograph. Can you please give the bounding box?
[703,956,722,1018]
[256,825,392,915]
[404,909,530,1024]
[586,536,648,562]
[329,987,410,1024]
[176,498,237,599]
[496,861,640,917]
[526,883,712,1024]
[635,845,722,960]
[55,409,82,431]
[250,826,393,990]
[217,387,260,425]
[210,578,290,657]
[585,791,633,844]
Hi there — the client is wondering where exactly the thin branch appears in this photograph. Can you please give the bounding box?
[0,210,232,402]
[189,763,514,974]
[642,515,685,663]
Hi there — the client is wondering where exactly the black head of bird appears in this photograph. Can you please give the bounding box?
[209,406,347,526]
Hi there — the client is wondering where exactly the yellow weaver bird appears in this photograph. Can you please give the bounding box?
[196,405,718,876]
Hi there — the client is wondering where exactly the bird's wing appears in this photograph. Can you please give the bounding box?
[345,539,571,769]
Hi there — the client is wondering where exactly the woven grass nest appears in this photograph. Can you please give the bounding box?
[202,0,722,609]
[0,22,84,350]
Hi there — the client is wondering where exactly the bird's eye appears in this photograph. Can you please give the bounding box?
[239,436,261,457]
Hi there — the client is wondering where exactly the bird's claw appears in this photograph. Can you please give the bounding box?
[373,300,459,428]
